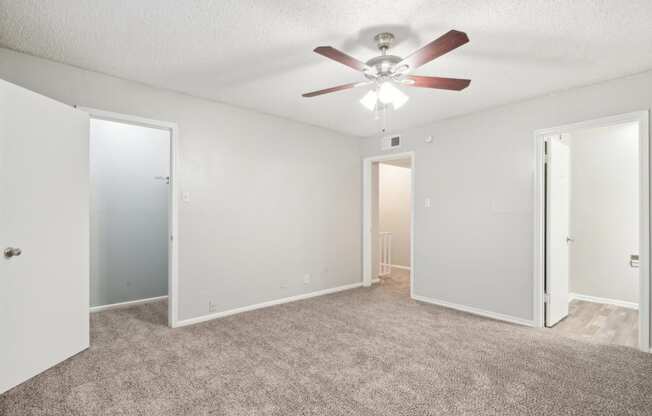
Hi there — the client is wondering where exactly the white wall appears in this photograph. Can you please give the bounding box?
[0,48,361,323]
[361,69,652,337]
[379,163,411,268]
[90,118,170,307]
[569,122,639,304]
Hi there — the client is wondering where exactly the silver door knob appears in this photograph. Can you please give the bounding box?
[4,247,22,258]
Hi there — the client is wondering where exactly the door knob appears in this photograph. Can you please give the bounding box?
[4,247,22,258]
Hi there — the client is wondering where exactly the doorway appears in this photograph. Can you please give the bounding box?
[82,108,179,327]
[533,111,650,351]
[363,152,415,296]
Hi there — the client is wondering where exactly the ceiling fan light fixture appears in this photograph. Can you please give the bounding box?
[391,87,409,109]
[360,82,409,111]
[360,90,378,111]
[378,82,409,109]
[377,82,396,104]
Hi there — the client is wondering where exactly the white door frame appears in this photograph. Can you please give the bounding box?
[78,107,180,328]
[533,110,650,352]
[362,151,415,298]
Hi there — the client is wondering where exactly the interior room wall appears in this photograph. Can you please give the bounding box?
[0,47,361,323]
[360,69,652,333]
[569,122,639,305]
[379,163,411,268]
[90,118,170,307]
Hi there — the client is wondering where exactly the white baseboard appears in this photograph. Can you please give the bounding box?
[412,294,535,327]
[175,282,363,328]
[90,295,168,313]
[569,292,638,310]
[392,264,411,271]
[371,278,380,284]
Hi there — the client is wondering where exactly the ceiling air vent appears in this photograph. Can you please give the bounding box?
[381,135,401,151]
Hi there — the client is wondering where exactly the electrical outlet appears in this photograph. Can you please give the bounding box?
[208,301,218,313]
[303,274,311,284]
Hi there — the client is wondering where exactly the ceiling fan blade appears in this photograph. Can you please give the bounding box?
[302,82,366,97]
[404,75,471,91]
[314,46,370,72]
[398,30,469,71]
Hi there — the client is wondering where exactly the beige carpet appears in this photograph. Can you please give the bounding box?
[2,273,652,415]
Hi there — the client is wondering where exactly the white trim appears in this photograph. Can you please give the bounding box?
[90,295,168,313]
[569,293,638,310]
[175,283,362,328]
[391,264,411,271]
[640,112,651,353]
[371,278,380,284]
[78,107,180,329]
[533,110,650,352]
[413,295,535,327]
[362,151,415,300]
[76,107,178,130]
[533,131,546,329]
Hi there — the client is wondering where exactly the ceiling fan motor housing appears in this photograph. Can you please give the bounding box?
[364,55,402,80]
[365,33,407,81]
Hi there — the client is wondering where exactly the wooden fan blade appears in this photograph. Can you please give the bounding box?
[314,46,370,72]
[404,75,471,91]
[398,30,469,70]
[302,82,365,97]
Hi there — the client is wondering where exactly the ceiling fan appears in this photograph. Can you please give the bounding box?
[302,30,471,111]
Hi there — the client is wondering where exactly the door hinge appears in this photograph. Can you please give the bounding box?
[544,154,550,164]
[544,293,551,304]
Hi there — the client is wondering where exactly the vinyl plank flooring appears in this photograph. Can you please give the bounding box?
[549,299,638,348]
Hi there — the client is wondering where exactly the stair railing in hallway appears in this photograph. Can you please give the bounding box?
[379,232,392,277]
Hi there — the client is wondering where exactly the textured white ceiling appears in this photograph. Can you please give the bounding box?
[1,0,652,137]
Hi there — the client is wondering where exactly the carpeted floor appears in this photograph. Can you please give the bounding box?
[2,272,652,415]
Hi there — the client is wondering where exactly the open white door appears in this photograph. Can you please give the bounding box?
[545,135,571,327]
[0,79,90,393]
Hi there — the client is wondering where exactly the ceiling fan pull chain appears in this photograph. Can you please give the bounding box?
[381,105,388,133]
